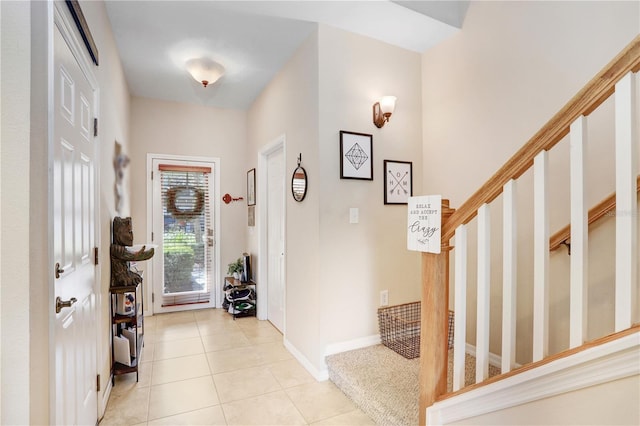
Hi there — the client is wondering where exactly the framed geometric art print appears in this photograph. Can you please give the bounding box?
[340,131,373,180]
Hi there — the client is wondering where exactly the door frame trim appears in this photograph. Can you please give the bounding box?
[146,153,221,314]
[257,135,286,328]
[50,2,102,422]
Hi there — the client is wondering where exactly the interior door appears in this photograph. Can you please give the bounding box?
[52,21,98,426]
[267,148,285,332]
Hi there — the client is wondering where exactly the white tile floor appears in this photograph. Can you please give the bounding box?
[100,309,374,425]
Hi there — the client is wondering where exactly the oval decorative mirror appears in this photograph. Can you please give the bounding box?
[292,154,308,202]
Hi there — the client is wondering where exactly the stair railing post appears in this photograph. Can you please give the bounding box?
[419,199,455,426]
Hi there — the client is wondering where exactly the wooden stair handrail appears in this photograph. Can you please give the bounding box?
[549,176,640,252]
[442,35,640,242]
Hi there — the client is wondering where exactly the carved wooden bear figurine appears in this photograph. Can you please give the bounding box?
[110,217,154,287]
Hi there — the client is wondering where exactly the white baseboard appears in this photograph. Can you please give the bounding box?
[428,332,640,425]
[284,334,381,382]
[464,343,521,369]
[324,334,381,357]
[284,338,329,381]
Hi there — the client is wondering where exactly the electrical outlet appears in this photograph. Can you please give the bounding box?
[380,290,389,306]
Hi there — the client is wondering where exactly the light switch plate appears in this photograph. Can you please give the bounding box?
[380,290,389,306]
[349,208,359,224]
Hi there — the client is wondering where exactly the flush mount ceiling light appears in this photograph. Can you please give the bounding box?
[185,58,225,87]
[373,95,397,128]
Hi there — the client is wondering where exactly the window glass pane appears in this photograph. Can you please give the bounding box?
[160,169,212,306]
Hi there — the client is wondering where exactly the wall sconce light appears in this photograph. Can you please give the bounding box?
[373,96,397,128]
[185,58,225,87]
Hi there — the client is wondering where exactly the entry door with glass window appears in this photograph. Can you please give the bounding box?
[151,159,216,313]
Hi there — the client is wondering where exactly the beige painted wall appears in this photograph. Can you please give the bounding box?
[317,25,423,357]
[1,2,31,423]
[29,2,51,422]
[247,31,322,371]
[450,374,640,426]
[80,0,134,414]
[0,3,3,419]
[248,25,423,373]
[422,0,639,363]
[129,97,248,309]
[0,0,131,422]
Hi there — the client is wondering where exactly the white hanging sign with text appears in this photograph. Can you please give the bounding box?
[407,195,441,253]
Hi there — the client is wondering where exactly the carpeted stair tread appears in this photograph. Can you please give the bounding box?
[326,345,500,426]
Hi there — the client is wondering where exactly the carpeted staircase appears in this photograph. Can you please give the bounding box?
[326,345,499,426]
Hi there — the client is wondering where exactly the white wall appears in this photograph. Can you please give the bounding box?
[247,30,322,373]
[29,2,51,422]
[80,0,133,414]
[0,3,3,418]
[247,25,423,375]
[422,0,639,363]
[450,374,639,426]
[129,97,248,309]
[317,25,423,360]
[0,2,32,423]
[0,1,132,422]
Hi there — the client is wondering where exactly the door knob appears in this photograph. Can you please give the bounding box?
[56,296,77,313]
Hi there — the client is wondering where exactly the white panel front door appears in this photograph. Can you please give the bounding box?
[267,148,285,332]
[150,157,218,313]
[53,20,97,426]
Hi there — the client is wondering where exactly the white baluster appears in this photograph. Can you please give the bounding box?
[533,151,549,362]
[570,116,588,348]
[476,204,490,382]
[453,225,467,391]
[502,179,517,372]
[615,71,638,331]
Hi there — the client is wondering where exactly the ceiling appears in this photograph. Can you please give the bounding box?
[105,1,469,110]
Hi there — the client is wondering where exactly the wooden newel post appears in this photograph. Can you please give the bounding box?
[419,199,455,426]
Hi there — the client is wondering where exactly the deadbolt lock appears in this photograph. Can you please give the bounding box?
[55,262,64,279]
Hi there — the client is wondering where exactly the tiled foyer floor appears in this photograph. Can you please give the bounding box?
[100,309,374,425]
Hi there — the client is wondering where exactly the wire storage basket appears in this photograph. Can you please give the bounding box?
[378,301,454,359]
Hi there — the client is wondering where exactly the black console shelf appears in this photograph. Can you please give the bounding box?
[109,281,144,384]
[223,277,257,319]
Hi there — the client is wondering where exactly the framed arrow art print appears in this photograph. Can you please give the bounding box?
[384,160,413,204]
